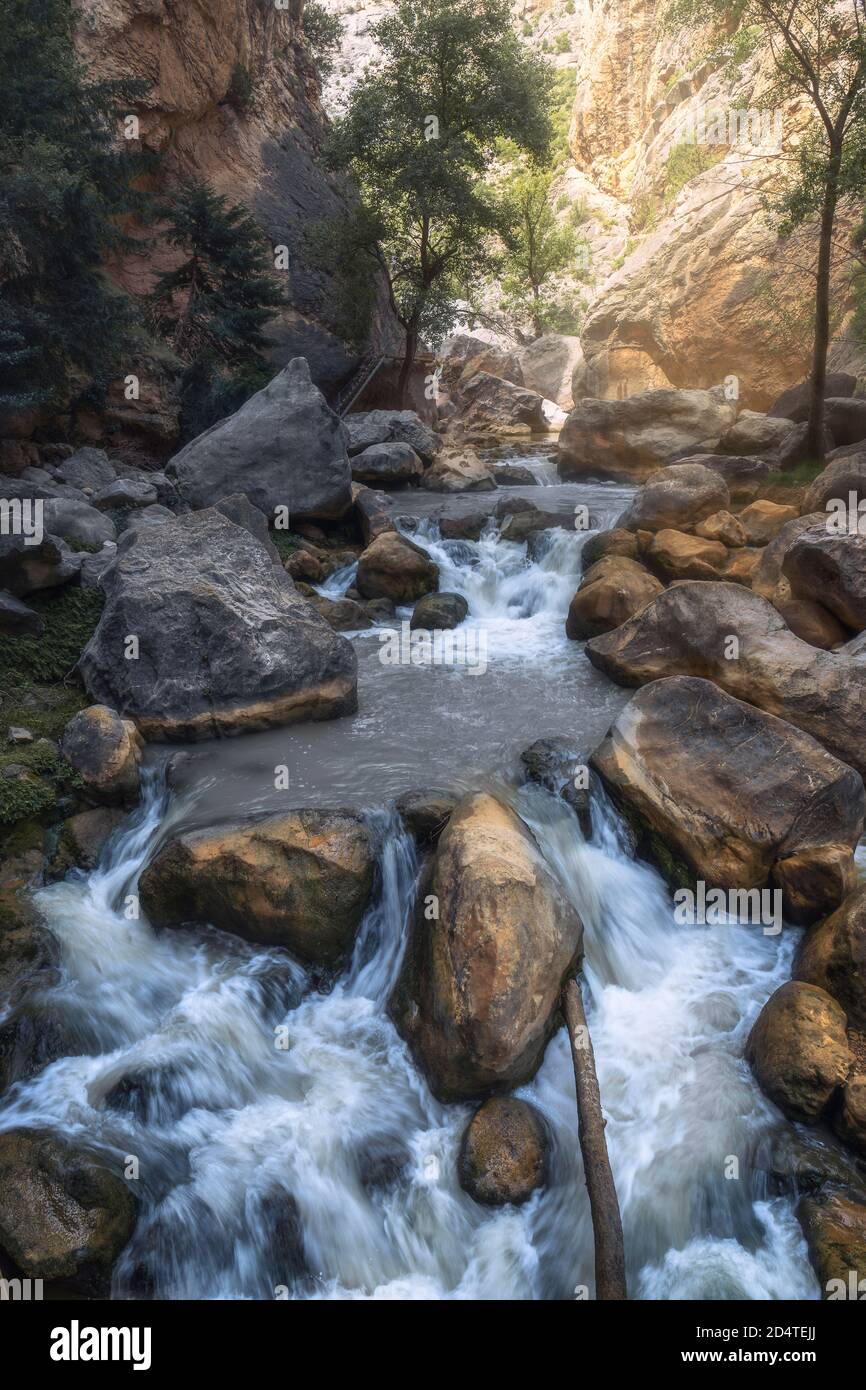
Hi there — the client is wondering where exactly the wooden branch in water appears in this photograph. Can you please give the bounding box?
[563,976,628,1301]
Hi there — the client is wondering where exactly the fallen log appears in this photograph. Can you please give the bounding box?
[563,975,628,1300]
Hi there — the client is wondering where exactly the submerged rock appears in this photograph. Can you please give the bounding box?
[391,792,583,1101]
[139,809,375,966]
[747,981,852,1124]
[78,508,357,739]
[590,676,864,923]
[167,359,352,522]
[458,1097,550,1206]
[0,1129,137,1295]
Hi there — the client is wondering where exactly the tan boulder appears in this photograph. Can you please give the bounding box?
[60,705,143,804]
[424,448,495,494]
[557,390,737,483]
[139,810,375,965]
[694,510,747,548]
[391,792,583,1101]
[833,1075,866,1156]
[795,884,866,1030]
[590,676,864,922]
[517,334,584,409]
[776,599,849,650]
[721,547,761,586]
[738,499,800,546]
[585,581,866,782]
[456,372,547,437]
[645,529,728,581]
[458,1097,550,1207]
[746,981,852,1123]
[566,555,662,639]
[580,527,639,572]
[355,532,439,603]
[798,1192,866,1297]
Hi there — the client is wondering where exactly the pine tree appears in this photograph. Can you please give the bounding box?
[0,0,151,422]
[150,180,285,439]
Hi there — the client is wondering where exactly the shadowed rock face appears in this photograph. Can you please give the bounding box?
[798,1191,866,1295]
[585,581,866,782]
[79,508,357,740]
[390,791,583,1102]
[167,360,352,522]
[784,523,866,633]
[590,676,863,923]
[139,810,375,966]
[795,884,866,1031]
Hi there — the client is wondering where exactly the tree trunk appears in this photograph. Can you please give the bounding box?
[562,976,628,1300]
[397,326,418,409]
[806,153,841,463]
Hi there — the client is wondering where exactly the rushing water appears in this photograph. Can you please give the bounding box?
[0,451,823,1299]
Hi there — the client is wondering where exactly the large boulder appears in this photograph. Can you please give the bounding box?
[423,448,495,493]
[566,556,662,639]
[458,1097,550,1207]
[585,582,866,782]
[343,410,441,465]
[79,508,357,739]
[42,498,116,546]
[798,1192,866,1297]
[644,529,729,581]
[0,590,43,637]
[717,411,795,455]
[410,591,468,631]
[557,388,737,483]
[355,532,439,603]
[351,483,395,545]
[139,809,375,966]
[694,510,747,547]
[391,792,583,1101]
[0,1129,137,1295]
[751,513,824,602]
[590,677,863,922]
[439,334,524,389]
[616,462,730,533]
[675,453,773,503]
[167,359,352,522]
[803,454,866,515]
[746,981,852,1124]
[0,533,79,597]
[776,599,849,650]
[61,705,143,804]
[783,522,866,631]
[824,398,866,448]
[580,527,639,571]
[456,372,548,436]
[795,884,866,1030]
[768,373,857,422]
[350,442,424,487]
[518,334,583,409]
[738,499,800,546]
[55,447,116,493]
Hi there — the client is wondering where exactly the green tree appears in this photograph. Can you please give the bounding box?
[0,0,151,421]
[500,166,585,338]
[668,0,866,461]
[150,180,285,439]
[324,0,553,403]
[302,3,344,84]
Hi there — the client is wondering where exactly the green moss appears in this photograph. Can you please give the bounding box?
[270,530,305,563]
[0,587,104,691]
[663,140,725,205]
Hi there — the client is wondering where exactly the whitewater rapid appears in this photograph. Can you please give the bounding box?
[0,471,821,1299]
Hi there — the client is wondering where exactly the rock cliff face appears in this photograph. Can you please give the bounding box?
[74,0,397,397]
[320,0,864,407]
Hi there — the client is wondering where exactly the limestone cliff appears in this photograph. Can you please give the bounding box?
[73,0,397,403]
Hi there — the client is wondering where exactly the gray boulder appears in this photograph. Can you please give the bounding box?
[167,359,353,522]
[0,590,43,636]
[343,409,441,465]
[43,498,116,546]
[803,454,866,515]
[674,453,774,502]
[783,522,866,631]
[79,508,357,740]
[92,478,158,511]
[718,411,795,455]
[0,533,80,596]
[824,398,866,447]
[351,442,424,487]
[617,462,730,532]
[768,374,857,421]
[55,448,116,493]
